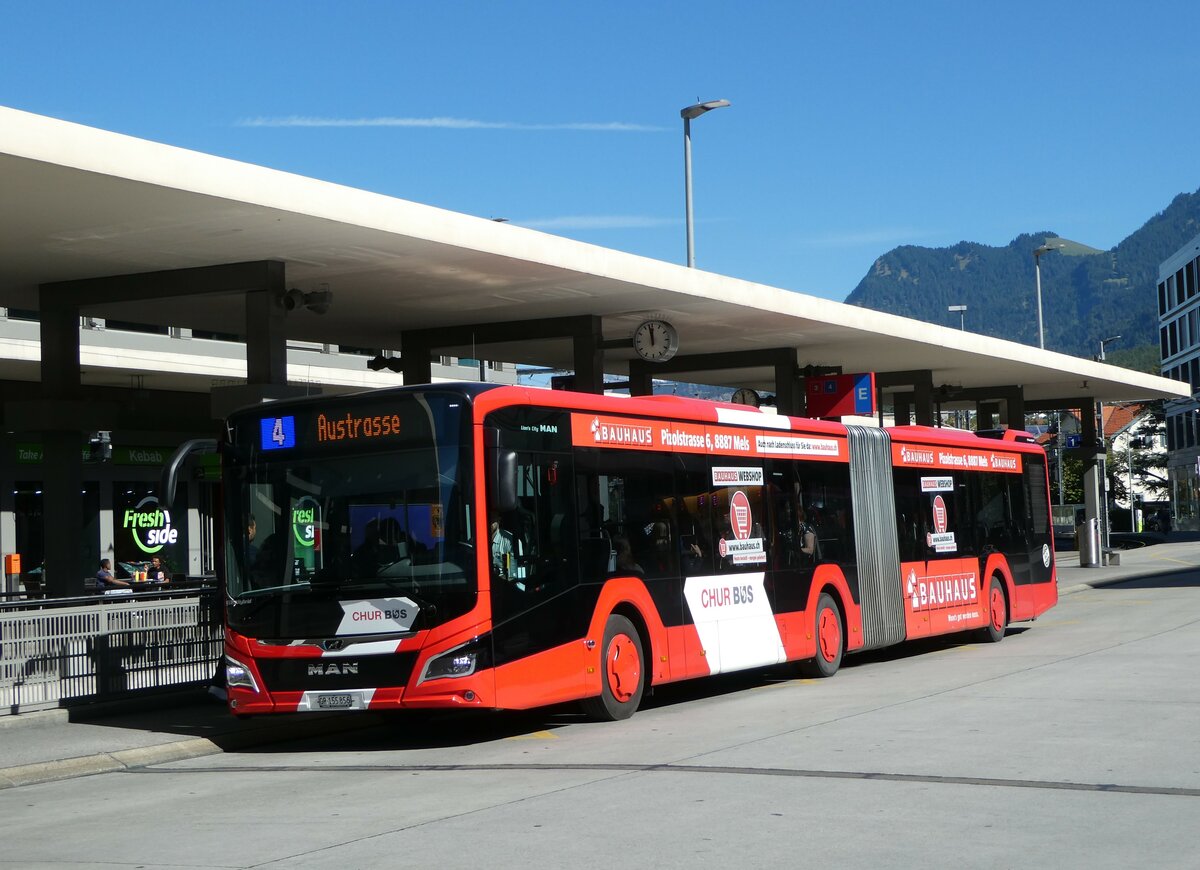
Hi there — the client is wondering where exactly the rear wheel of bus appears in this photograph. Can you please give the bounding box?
[582,614,645,721]
[977,577,1007,643]
[799,592,843,678]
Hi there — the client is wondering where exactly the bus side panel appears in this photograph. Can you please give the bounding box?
[581,577,676,696]
[1021,570,1058,619]
[773,564,864,660]
[999,552,1058,622]
[899,561,932,639]
[982,552,1018,621]
[666,623,711,681]
[802,563,865,654]
[910,556,988,637]
[493,640,587,710]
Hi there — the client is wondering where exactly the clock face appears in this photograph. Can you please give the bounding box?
[731,388,760,408]
[633,319,679,362]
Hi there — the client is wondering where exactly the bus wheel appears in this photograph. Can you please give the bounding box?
[582,614,645,721]
[977,577,1006,643]
[800,593,843,678]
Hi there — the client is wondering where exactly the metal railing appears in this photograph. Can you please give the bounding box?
[0,586,222,715]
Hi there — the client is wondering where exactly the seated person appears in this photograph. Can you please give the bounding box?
[613,537,642,575]
[147,556,171,583]
[95,558,130,588]
[796,506,819,562]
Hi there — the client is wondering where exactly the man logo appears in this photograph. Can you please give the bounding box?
[308,662,358,676]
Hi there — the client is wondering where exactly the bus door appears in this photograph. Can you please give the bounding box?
[894,475,932,639]
[1013,455,1055,618]
[489,446,585,710]
[896,470,984,638]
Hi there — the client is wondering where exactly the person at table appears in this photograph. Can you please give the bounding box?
[147,556,171,583]
[95,558,130,588]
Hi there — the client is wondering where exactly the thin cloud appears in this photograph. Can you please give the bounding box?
[795,228,941,248]
[518,215,679,230]
[237,115,665,132]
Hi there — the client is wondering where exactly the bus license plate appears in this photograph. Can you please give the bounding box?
[316,693,355,709]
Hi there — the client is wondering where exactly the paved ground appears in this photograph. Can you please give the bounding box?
[2,537,1198,792]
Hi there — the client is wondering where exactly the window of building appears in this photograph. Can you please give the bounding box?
[1159,281,1167,316]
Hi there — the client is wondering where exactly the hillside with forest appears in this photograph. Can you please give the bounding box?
[844,188,1200,363]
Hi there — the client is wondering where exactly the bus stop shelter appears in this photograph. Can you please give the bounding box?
[0,105,1188,594]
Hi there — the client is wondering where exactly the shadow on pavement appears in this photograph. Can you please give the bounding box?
[1086,572,1200,591]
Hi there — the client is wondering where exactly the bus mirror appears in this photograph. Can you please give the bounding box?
[483,428,518,513]
[488,448,519,514]
[161,438,219,504]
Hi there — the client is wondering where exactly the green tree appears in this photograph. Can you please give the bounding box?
[1106,403,1168,505]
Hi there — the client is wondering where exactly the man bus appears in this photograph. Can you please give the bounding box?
[171,383,1055,721]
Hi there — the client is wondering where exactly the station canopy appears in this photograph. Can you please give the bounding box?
[0,105,1186,405]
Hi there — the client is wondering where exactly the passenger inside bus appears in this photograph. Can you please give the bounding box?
[796,505,819,562]
[613,537,642,575]
[489,511,521,581]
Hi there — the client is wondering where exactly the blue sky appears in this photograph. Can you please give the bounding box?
[5,1,1199,302]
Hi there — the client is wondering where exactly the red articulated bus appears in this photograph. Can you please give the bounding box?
[212,384,1056,720]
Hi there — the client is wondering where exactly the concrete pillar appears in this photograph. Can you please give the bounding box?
[572,317,604,394]
[774,359,800,417]
[244,275,287,384]
[977,401,1000,431]
[913,377,934,426]
[38,302,86,597]
[627,365,654,397]
[401,338,433,386]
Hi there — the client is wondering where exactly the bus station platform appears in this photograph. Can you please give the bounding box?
[3,536,1199,792]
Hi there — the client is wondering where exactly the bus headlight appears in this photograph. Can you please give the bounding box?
[419,636,491,684]
[226,654,260,692]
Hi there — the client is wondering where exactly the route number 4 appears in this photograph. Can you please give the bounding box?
[271,418,286,446]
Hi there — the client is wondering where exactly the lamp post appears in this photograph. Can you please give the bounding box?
[1097,335,1121,552]
[1126,435,1136,532]
[681,99,730,268]
[948,304,967,331]
[1033,242,1065,349]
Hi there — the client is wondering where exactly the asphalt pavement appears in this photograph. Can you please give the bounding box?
[3,536,1199,791]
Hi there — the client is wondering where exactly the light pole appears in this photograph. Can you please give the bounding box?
[1033,243,1064,349]
[681,99,730,268]
[947,305,967,428]
[948,304,967,331]
[1126,435,1136,532]
[1097,335,1121,551]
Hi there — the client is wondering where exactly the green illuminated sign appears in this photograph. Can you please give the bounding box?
[292,497,320,548]
[122,497,179,554]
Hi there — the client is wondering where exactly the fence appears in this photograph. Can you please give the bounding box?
[0,587,222,715]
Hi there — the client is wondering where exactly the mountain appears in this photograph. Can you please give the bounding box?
[843,188,1200,360]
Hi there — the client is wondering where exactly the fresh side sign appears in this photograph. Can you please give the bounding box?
[123,496,179,553]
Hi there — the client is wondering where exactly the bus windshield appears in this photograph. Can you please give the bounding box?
[223,392,476,623]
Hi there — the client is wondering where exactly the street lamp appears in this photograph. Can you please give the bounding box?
[948,304,967,331]
[1096,335,1121,552]
[1032,236,1106,348]
[1033,242,1065,349]
[681,99,730,268]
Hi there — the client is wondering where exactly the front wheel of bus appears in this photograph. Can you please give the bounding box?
[582,614,645,721]
[977,577,1006,643]
[799,593,843,678]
